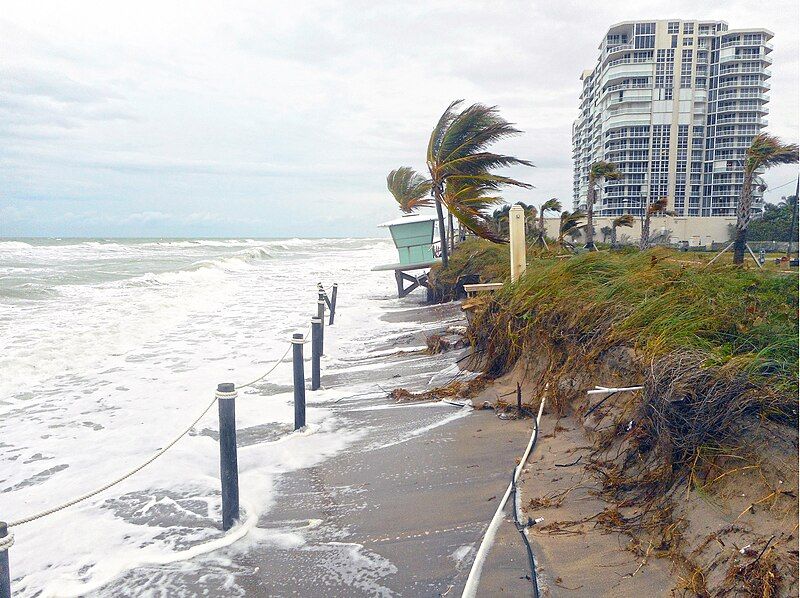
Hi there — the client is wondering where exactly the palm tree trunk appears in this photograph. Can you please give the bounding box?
[433,188,449,268]
[732,227,748,265]
[610,226,617,249]
[585,184,595,249]
[787,179,799,257]
[733,175,753,265]
[640,203,650,251]
[538,213,545,246]
[447,212,455,252]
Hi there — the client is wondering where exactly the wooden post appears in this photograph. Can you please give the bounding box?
[292,333,306,429]
[328,283,338,325]
[311,317,322,391]
[317,292,325,355]
[509,204,527,282]
[216,383,239,531]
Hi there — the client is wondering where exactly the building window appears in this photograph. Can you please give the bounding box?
[683,23,695,35]
[635,23,656,35]
[683,37,694,46]
[668,22,680,34]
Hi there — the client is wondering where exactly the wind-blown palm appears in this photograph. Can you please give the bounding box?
[640,196,670,250]
[610,214,634,248]
[427,100,534,265]
[733,133,799,264]
[585,161,621,249]
[558,210,585,251]
[386,167,433,213]
[536,197,562,247]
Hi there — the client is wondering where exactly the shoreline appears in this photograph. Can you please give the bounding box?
[71,296,538,596]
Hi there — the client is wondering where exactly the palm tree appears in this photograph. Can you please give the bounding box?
[426,100,534,267]
[536,197,561,248]
[557,210,585,252]
[585,161,622,250]
[610,214,635,248]
[386,167,433,213]
[639,196,669,250]
[733,133,799,264]
[600,226,612,244]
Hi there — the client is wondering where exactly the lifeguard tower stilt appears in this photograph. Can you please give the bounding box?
[372,213,441,298]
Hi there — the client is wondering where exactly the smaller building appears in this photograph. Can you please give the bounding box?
[542,214,735,247]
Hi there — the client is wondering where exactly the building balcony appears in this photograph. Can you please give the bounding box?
[603,82,651,93]
[602,63,653,86]
[719,53,772,65]
[601,42,635,59]
[718,79,770,90]
[720,38,769,49]
[716,104,769,115]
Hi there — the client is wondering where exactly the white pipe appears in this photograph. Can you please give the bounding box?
[461,392,546,597]
[586,385,643,395]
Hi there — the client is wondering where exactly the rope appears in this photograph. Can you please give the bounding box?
[235,324,311,390]
[9,395,218,528]
[235,342,294,390]
[0,531,14,551]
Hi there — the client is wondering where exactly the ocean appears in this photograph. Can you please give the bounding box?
[0,237,464,596]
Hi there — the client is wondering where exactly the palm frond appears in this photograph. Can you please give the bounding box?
[427,100,464,166]
[612,214,635,228]
[541,197,562,214]
[445,173,533,189]
[448,200,508,244]
[559,210,585,233]
[589,161,622,182]
[745,133,799,173]
[648,196,669,215]
[386,167,433,213]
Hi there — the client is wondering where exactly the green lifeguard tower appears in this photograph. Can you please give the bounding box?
[372,213,441,297]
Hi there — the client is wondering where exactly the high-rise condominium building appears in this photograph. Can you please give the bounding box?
[573,20,772,218]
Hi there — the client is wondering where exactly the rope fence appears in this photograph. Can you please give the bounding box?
[1,282,339,597]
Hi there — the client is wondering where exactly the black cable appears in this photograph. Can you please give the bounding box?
[507,410,541,598]
[511,472,540,598]
[583,390,620,419]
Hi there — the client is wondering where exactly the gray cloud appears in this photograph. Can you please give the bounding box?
[0,0,797,238]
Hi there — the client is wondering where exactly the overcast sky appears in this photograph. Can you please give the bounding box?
[1,0,798,238]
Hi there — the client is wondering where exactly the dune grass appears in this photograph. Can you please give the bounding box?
[469,247,797,402]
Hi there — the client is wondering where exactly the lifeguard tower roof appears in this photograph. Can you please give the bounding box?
[378,213,437,227]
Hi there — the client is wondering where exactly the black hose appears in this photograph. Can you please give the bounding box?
[583,390,620,419]
[508,411,541,597]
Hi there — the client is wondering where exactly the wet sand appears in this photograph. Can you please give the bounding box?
[91,299,539,596]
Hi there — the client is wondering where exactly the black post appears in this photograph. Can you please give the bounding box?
[317,292,325,355]
[216,383,240,531]
[292,333,306,429]
[311,317,322,391]
[328,283,338,325]
[517,382,522,413]
[0,522,10,598]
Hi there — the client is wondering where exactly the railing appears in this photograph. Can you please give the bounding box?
[0,282,341,597]
[603,82,651,93]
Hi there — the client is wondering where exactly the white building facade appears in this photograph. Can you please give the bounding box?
[573,20,772,228]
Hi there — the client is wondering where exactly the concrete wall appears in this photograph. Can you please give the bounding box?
[543,216,736,247]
